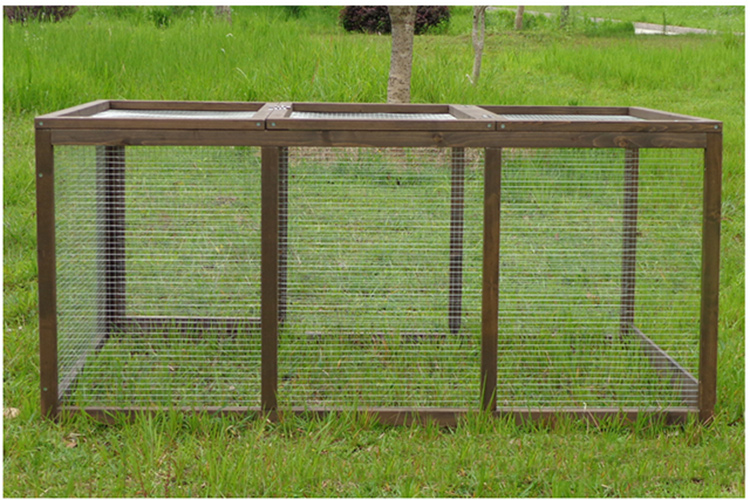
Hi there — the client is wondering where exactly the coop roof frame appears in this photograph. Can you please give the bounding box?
[36,100,721,149]
[35,100,721,426]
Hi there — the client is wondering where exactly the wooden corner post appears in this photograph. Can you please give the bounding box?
[481,148,501,411]
[699,132,722,423]
[261,147,281,411]
[36,128,58,418]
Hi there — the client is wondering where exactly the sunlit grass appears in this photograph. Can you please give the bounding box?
[3,5,744,497]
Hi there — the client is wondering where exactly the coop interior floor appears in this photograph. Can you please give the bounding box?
[61,324,695,410]
[54,146,702,412]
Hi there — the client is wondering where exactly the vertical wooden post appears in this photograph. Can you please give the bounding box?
[699,132,722,422]
[449,148,465,335]
[261,147,280,411]
[96,146,126,335]
[481,148,501,411]
[620,148,639,338]
[36,128,58,418]
[278,147,289,323]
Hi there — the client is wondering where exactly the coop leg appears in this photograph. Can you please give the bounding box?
[261,147,280,411]
[36,129,58,418]
[699,132,722,423]
[619,148,639,339]
[278,147,288,324]
[97,145,126,337]
[481,148,501,412]
[449,148,465,335]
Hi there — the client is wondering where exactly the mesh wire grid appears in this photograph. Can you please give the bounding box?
[55,146,262,407]
[53,145,702,411]
[497,148,701,409]
[94,109,259,120]
[278,147,483,408]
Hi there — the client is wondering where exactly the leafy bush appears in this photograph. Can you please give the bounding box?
[145,6,212,28]
[493,9,552,31]
[4,5,78,23]
[340,6,450,35]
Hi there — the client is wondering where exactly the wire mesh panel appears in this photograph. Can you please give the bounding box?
[55,146,262,408]
[277,148,484,408]
[497,148,702,410]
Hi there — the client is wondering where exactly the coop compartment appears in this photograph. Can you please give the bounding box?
[52,145,262,408]
[36,101,721,424]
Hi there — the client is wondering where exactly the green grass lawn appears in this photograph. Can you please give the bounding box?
[3,6,744,497]
[530,5,744,33]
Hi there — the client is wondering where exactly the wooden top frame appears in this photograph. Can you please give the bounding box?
[265,102,496,131]
[482,105,722,133]
[35,100,271,130]
[36,100,722,149]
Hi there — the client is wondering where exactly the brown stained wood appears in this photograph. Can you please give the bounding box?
[629,106,722,126]
[268,102,492,132]
[40,117,267,131]
[109,100,264,111]
[261,147,280,411]
[449,148,465,335]
[699,132,722,423]
[494,121,719,133]
[268,117,493,132]
[37,100,267,130]
[450,104,500,122]
[620,148,639,338]
[481,148,501,411]
[36,129,58,418]
[49,129,710,149]
[482,105,630,116]
[36,100,111,122]
[278,147,289,323]
[61,405,693,427]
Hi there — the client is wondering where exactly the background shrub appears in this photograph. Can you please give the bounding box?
[4,5,78,23]
[340,6,450,35]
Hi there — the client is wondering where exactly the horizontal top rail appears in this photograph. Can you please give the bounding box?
[35,100,722,145]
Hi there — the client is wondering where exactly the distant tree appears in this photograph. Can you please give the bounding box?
[515,6,525,31]
[387,6,417,103]
[560,6,570,28]
[471,6,488,85]
[4,5,77,23]
[215,5,231,24]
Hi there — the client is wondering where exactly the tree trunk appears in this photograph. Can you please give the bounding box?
[471,6,488,85]
[215,6,231,24]
[387,6,417,104]
[515,6,525,31]
[560,6,570,28]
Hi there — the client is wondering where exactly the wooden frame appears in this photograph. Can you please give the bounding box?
[35,100,722,425]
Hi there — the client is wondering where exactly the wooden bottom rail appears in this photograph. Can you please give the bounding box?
[59,405,695,426]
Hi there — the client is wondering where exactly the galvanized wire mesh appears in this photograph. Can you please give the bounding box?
[55,146,262,407]
[53,144,702,411]
[94,109,259,120]
[278,148,483,408]
[497,148,701,409]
